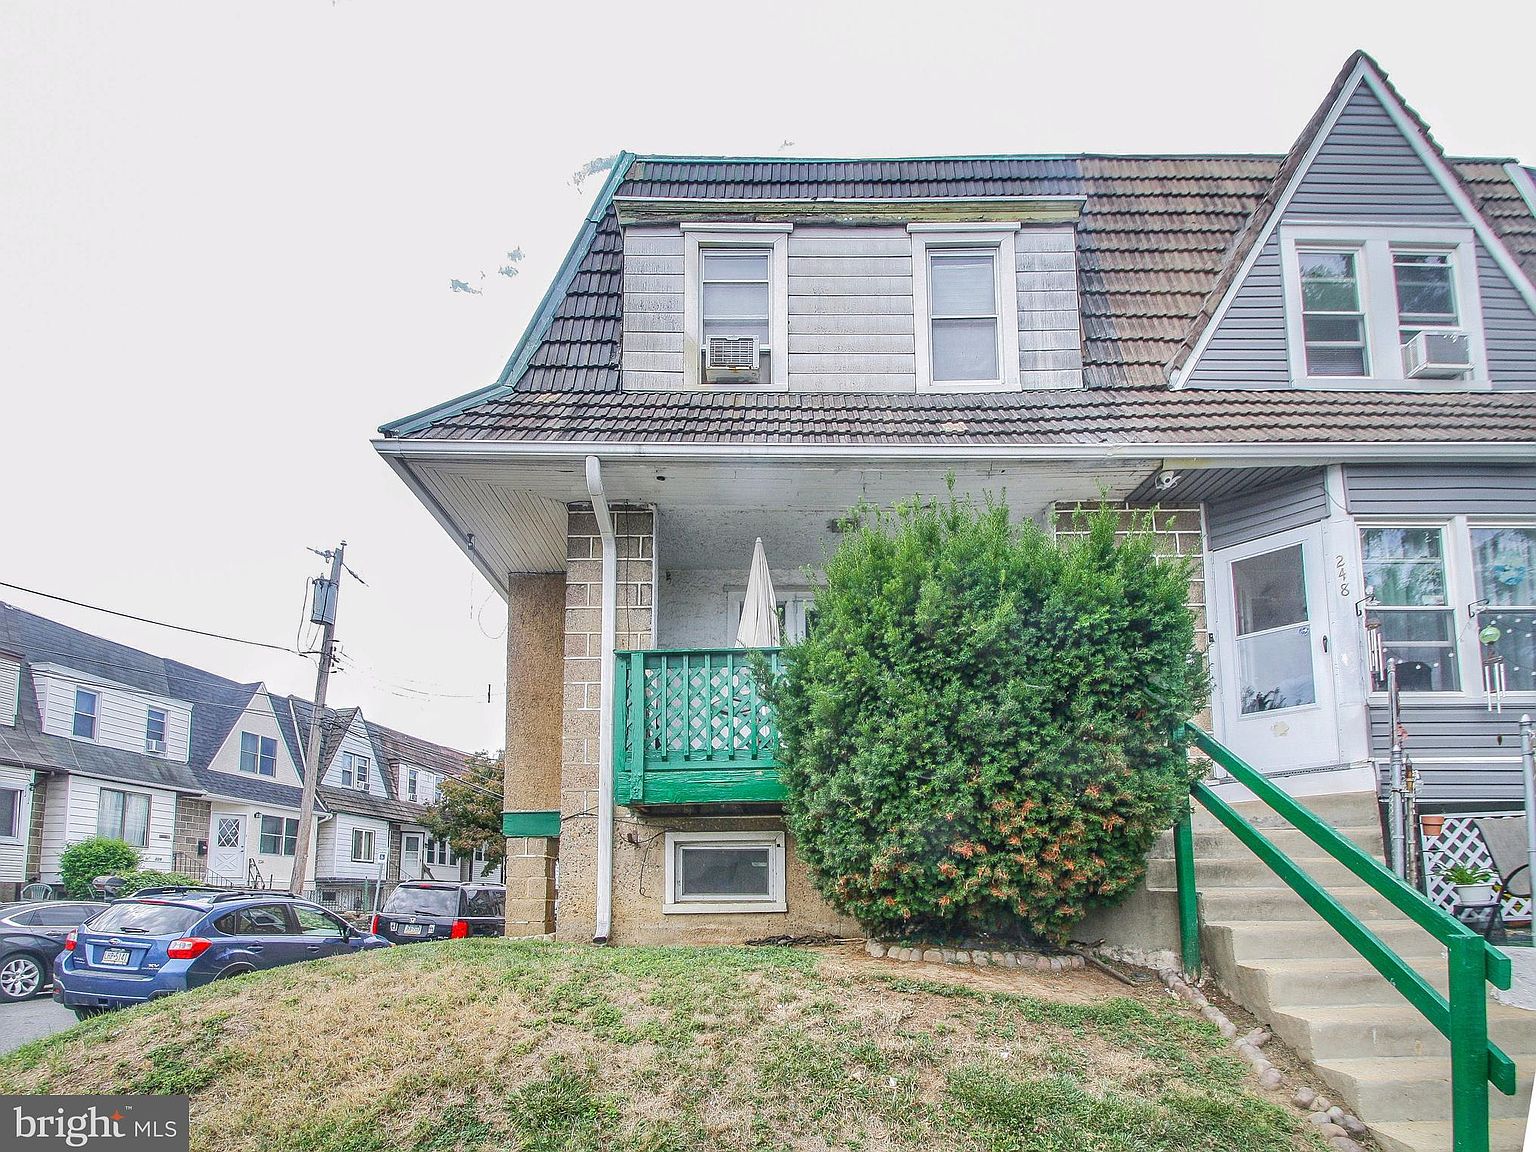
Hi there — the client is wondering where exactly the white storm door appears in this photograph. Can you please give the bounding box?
[1211,525,1341,774]
[210,815,246,880]
[401,834,423,880]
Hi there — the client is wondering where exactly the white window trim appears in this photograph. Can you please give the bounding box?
[725,588,816,646]
[72,687,99,742]
[145,707,167,754]
[350,827,375,863]
[681,224,791,392]
[910,224,1021,393]
[1357,516,1536,704]
[341,751,370,792]
[0,786,23,843]
[1279,223,1489,391]
[662,830,787,915]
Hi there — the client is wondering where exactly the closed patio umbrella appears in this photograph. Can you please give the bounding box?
[736,537,781,648]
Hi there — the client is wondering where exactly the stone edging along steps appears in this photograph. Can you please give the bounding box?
[865,939,1087,972]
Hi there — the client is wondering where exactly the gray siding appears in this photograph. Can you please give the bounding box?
[1344,464,1536,517]
[1186,81,1536,389]
[788,226,916,392]
[621,226,685,391]
[1370,704,1528,810]
[1204,470,1329,550]
[1015,225,1085,389]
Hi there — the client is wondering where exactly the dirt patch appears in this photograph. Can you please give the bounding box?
[817,944,1159,1005]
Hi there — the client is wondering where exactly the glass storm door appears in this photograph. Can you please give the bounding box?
[210,815,246,881]
[401,834,423,880]
[1212,526,1340,774]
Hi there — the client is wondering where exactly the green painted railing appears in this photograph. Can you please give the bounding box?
[1175,724,1515,1152]
[613,648,785,808]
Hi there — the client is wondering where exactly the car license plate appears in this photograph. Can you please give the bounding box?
[398,924,426,937]
[100,947,131,966]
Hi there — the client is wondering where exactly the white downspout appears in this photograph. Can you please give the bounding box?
[585,455,617,943]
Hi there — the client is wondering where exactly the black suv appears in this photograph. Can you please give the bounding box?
[370,882,505,944]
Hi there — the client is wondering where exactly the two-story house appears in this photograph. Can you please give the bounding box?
[377,52,1536,951]
[0,603,490,903]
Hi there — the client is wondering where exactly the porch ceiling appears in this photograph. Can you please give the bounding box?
[385,451,1163,593]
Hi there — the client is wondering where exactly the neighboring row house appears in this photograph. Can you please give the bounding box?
[0,603,501,906]
[376,51,1536,952]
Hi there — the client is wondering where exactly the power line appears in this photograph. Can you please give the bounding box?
[1,581,299,657]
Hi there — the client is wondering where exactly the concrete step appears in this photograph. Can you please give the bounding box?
[1147,852,1373,889]
[1373,1118,1528,1152]
[1314,1055,1532,1122]
[1190,789,1381,833]
[1204,919,1446,964]
[1149,823,1385,860]
[1227,956,1451,1015]
[1267,1002,1536,1061]
[1192,884,1419,924]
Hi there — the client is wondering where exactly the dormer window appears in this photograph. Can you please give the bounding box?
[910,225,1022,392]
[72,688,98,740]
[1280,224,1487,388]
[340,751,370,792]
[681,224,790,390]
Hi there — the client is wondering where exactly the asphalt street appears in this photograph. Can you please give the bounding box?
[0,997,76,1055]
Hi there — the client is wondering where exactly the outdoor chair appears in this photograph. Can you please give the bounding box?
[1474,816,1533,925]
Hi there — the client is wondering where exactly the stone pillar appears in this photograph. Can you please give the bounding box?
[557,504,654,942]
[503,572,566,937]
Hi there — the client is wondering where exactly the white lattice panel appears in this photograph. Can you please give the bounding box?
[1421,816,1532,922]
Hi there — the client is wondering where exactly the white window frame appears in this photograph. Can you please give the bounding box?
[259,814,299,857]
[97,787,150,847]
[910,224,1022,393]
[662,830,787,915]
[0,786,22,842]
[340,751,370,792]
[350,827,375,863]
[72,687,98,741]
[145,707,167,754]
[1279,224,1488,390]
[726,589,816,646]
[681,223,791,392]
[239,731,277,776]
[1357,516,1536,704]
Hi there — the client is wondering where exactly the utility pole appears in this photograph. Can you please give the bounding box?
[290,543,345,896]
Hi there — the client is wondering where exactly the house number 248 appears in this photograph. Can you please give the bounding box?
[1334,554,1350,599]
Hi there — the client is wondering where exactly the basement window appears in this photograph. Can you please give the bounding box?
[663,831,786,915]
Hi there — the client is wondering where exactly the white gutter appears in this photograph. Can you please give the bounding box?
[375,437,1536,466]
[585,455,618,944]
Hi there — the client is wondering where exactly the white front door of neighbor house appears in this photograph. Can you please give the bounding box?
[1210,524,1342,775]
[401,834,422,880]
[210,815,246,882]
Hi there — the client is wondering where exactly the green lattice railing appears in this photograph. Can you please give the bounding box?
[613,648,786,807]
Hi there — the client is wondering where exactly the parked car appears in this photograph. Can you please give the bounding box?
[53,889,389,1018]
[0,901,109,1002]
[370,882,505,944]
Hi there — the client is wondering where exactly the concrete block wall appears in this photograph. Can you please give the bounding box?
[172,796,212,875]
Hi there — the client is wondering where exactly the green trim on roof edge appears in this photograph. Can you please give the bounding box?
[503,810,561,838]
[378,151,637,439]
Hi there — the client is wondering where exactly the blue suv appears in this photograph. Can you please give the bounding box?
[54,888,389,1018]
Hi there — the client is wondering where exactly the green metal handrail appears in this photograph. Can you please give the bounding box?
[1174,724,1515,1152]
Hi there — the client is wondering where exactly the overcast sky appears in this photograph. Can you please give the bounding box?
[1,0,1531,755]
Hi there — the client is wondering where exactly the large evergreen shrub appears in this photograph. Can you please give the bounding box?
[767,497,1205,945]
[58,837,140,898]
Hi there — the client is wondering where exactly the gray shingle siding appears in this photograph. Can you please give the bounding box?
[1371,704,1529,811]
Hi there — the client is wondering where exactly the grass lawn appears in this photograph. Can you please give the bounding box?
[0,941,1326,1152]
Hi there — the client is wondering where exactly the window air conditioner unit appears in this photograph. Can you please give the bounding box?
[704,335,762,384]
[1404,330,1471,379]
[146,738,165,755]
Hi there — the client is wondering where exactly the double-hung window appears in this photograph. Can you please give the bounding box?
[340,752,369,792]
[680,225,789,389]
[1297,250,1369,377]
[98,788,150,847]
[259,815,299,856]
[1281,225,1484,386]
[911,227,1021,391]
[72,688,98,740]
[145,707,167,753]
[0,787,21,840]
[239,732,277,776]
[1471,526,1536,693]
[350,828,375,863]
[1359,527,1459,692]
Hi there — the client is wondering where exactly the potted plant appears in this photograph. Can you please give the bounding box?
[1438,863,1498,906]
[1420,813,1446,839]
